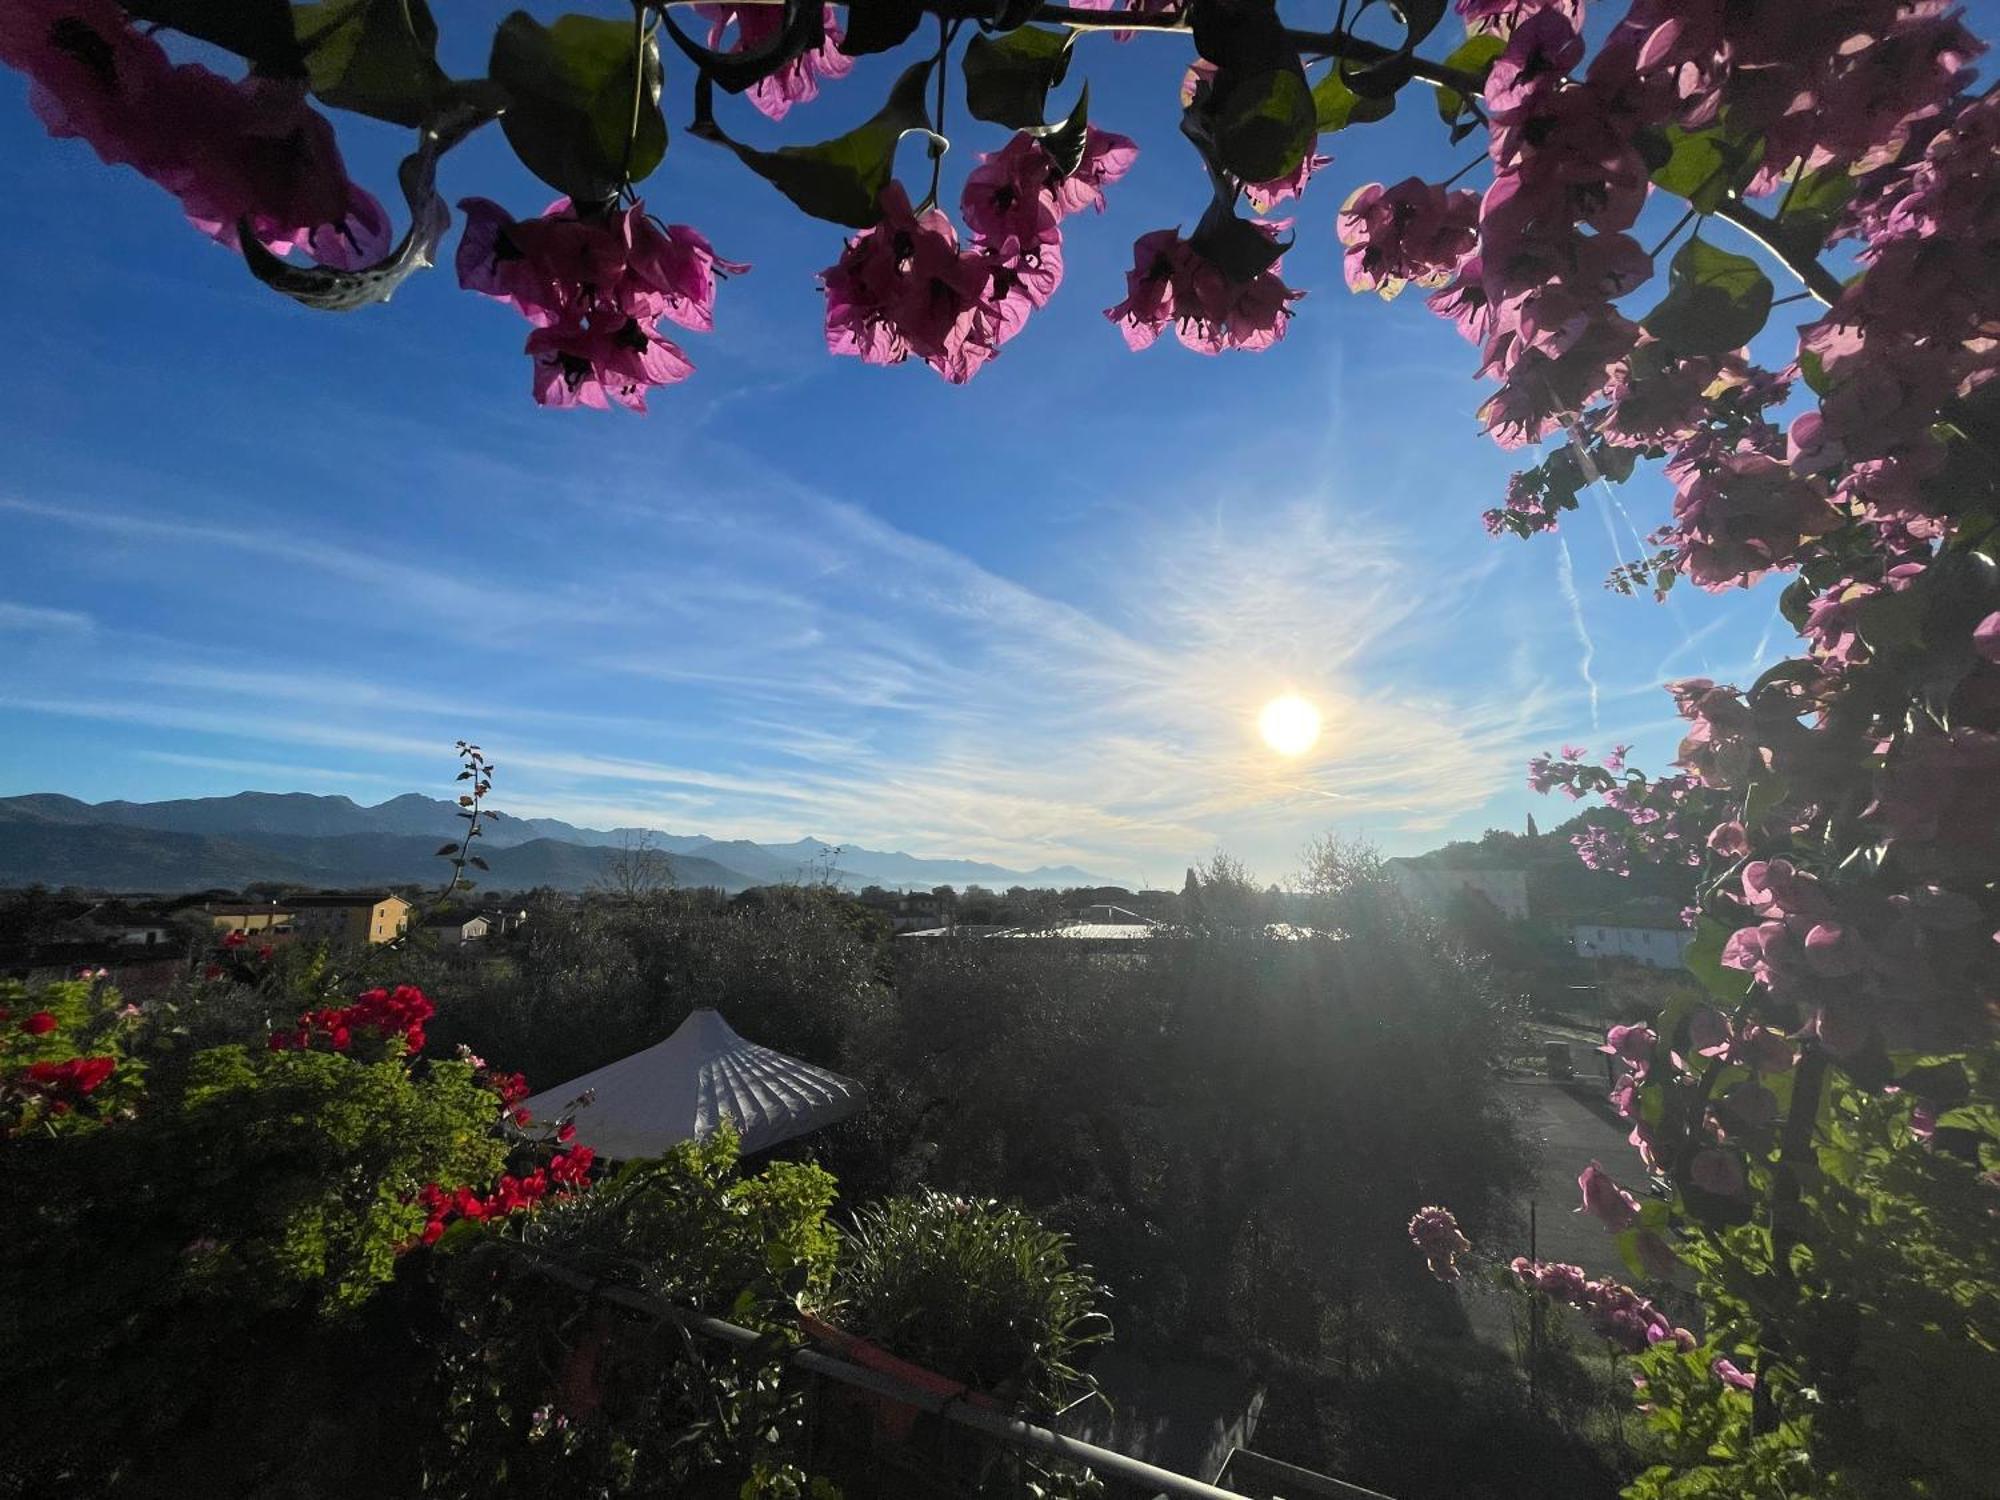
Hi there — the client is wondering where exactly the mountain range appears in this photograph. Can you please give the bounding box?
[0,792,1109,895]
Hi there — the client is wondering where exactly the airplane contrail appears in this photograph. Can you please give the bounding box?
[1556,536,1601,729]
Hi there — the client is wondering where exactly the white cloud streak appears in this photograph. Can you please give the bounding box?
[1555,537,1600,730]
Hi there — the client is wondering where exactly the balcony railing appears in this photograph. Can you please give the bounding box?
[513,1244,1394,1500]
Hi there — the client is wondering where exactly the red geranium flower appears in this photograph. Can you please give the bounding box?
[21,1011,59,1036]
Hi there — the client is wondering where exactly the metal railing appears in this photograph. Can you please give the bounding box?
[511,1245,1387,1500]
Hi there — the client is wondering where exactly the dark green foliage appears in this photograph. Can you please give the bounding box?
[490,10,666,203]
[425,1131,840,1498]
[835,1190,1110,1413]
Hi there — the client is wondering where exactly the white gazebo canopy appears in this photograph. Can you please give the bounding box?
[519,1008,864,1160]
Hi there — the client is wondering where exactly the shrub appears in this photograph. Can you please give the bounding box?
[424,1129,841,1498]
[832,1189,1111,1415]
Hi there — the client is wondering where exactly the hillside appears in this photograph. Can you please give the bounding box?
[0,791,1109,894]
[0,819,756,894]
[1402,816,1699,924]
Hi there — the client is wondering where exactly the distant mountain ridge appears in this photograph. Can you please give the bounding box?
[0,791,1108,895]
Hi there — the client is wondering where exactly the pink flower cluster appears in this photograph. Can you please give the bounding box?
[1509,1257,1694,1354]
[1406,1204,1472,1281]
[823,128,1135,383]
[0,0,388,267]
[1106,223,1304,356]
[457,198,747,411]
[1338,178,1480,298]
[697,4,852,121]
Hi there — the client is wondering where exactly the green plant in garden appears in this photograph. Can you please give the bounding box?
[0,981,579,1493]
[425,1128,842,1498]
[833,1189,1111,1415]
[0,976,146,1137]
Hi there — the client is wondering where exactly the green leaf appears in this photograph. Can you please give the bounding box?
[1773,165,1856,258]
[293,0,446,127]
[1433,33,1503,126]
[1742,775,1788,827]
[125,0,304,74]
[490,10,665,204]
[1337,0,1445,100]
[841,0,925,56]
[1212,62,1316,183]
[1642,235,1774,357]
[962,25,1073,130]
[1312,66,1396,132]
[1031,83,1092,180]
[1853,582,1926,654]
[1647,125,1758,213]
[1684,917,1751,1005]
[693,60,934,228]
[1189,209,1286,280]
[1797,346,1831,396]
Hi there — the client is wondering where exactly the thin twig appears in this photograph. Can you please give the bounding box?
[1647,203,1700,261]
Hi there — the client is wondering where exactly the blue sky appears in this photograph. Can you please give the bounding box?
[0,11,1792,885]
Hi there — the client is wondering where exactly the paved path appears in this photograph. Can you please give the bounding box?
[1500,1074,1633,1282]
[1502,1029,1642,1282]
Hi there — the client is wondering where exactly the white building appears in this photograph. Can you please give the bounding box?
[1572,923,1693,970]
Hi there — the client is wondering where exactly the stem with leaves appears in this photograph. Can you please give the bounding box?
[433,740,500,916]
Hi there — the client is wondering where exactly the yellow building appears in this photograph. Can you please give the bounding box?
[206,903,296,939]
[285,892,413,947]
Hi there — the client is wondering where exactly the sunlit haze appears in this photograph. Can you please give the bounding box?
[1257,694,1322,758]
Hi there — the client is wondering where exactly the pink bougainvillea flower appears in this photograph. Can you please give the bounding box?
[456,197,739,408]
[1339,177,1481,296]
[624,218,751,334]
[961,132,1064,257]
[1974,611,2000,663]
[3,3,387,268]
[1598,1023,1656,1071]
[528,313,695,412]
[1407,1204,1472,1281]
[1106,224,1303,355]
[1050,126,1139,218]
[822,183,1000,384]
[0,0,173,173]
[159,73,391,269]
[1245,151,1331,214]
[1712,1357,1757,1391]
[1456,0,1586,40]
[1483,8,1585,121]
[1577,1159,1642,1230]
[1706,821,1751,858]
[697,3,852,121]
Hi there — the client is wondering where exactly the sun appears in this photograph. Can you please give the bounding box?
[1258,693,1323,757]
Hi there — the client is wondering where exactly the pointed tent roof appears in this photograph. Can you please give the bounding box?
[518,1008,864,1160]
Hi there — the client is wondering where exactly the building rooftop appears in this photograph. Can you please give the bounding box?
[285,891,404,908]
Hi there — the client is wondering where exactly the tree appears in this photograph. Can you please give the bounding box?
[593,830,676,905]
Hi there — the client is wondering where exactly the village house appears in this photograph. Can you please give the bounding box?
[285,892,411,947]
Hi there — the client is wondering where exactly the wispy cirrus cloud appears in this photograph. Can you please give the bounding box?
[0,600,93,633]
[1,469,1580,875]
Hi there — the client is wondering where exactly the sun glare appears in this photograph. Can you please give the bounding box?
[1258,693,1322,757]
